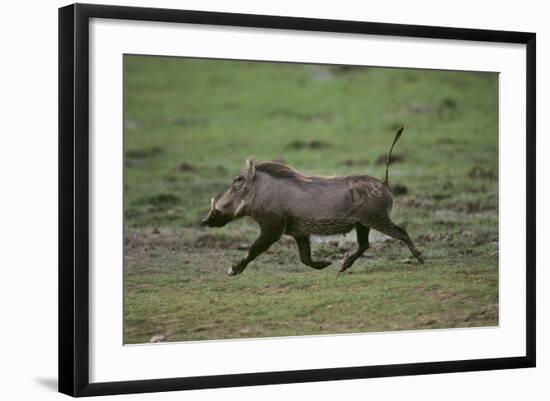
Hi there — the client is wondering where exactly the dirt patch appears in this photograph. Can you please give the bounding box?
[286,140,332,150]
[125,229,246,261]
[463,308,495,323]
[125,232,170,261]
[176,162,197,172]
[418,317,439,326]
[398,196,435,210]
[437,137,459,145]
[398,100,457,116]
[471,229,498,246]
[125,233,149,253]
[417,232,456,243]
[370,237,399,252]
[375,153,404,165]
[340,159,370,167]
[390,183,408,196]
[270,109,333,124]
[398,193,496,217]
[453,201,485,214]
[194,233,248,250]
[432,193,451,200]
[125,146,163,162]
[449,198,497,214]
[439,97,457,111]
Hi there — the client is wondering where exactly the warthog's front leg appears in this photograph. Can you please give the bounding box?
[293,236,331,270]
[228,223,284,276]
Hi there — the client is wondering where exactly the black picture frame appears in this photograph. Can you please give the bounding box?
[59,3,536,397]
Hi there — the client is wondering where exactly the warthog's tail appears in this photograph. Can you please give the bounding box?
[383,126,404,186]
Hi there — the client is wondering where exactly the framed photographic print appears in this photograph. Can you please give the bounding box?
[58,3,536,397]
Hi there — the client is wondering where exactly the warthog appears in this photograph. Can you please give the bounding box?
[202,127,423,276]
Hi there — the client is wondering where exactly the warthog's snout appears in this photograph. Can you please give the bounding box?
[202,214,231,227]
[201,203,232,228]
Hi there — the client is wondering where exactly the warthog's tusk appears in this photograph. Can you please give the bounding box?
[234,200,246,217]
[210,197,214,210]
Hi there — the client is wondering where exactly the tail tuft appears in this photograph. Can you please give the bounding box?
[384,126,405,186]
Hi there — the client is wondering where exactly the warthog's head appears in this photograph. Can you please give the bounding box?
[201,158,256,228]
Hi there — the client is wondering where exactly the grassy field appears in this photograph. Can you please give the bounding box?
[123,55,499,344]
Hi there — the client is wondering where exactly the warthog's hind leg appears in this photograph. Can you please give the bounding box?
[293,236,331,270]
[340,223,370,272]
[369,216,424,264]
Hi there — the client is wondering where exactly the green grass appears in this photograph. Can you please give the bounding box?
[123,55,499,344]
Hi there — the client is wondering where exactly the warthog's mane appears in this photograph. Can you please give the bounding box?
[256,161,332,182]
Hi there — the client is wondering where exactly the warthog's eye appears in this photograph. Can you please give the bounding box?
[233,175,245,188]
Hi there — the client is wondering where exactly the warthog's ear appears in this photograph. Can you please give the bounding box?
[245,158,256,178]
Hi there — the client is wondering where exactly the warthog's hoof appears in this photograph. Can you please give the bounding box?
[339,265,353,273]
[227,266,240,276]
[227,262,246,276]
[339,255,355,273]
